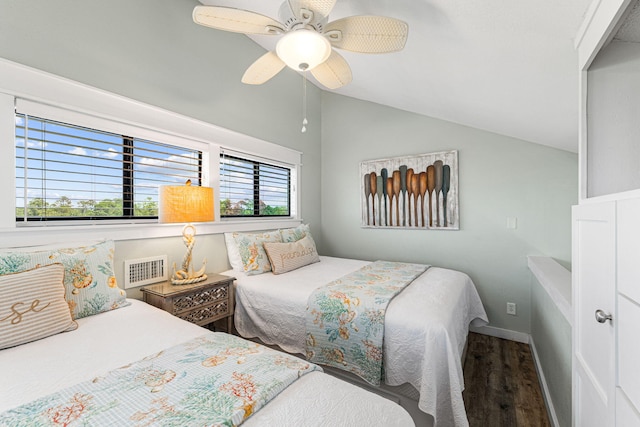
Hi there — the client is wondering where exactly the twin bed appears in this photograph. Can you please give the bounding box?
[0,239,413,426]
[228,256,488,426]
[1,226,488,427]
[223,226,488,427]
[0,299,412,426]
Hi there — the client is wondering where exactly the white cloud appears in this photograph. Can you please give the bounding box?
[69,147,87,155]
[168,154,197,163]
[95,148,119,159]
[139,154,198,169]
[26,140,46,149]
[140,157,166,167]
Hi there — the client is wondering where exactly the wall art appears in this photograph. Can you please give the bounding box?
[360,150,459,230]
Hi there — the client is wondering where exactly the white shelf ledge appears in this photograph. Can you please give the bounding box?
[528,256,572,326]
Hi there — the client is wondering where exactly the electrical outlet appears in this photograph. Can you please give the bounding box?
[507,302,517,315]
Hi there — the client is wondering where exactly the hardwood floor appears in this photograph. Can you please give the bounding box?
[463,333,551,427]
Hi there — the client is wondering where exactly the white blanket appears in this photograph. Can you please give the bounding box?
[0,299,413,427]
[231,256,489,427]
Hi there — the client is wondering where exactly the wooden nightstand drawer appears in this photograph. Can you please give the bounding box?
[176,300,229,324]
[140,273,235,332]
[172,285,229,315]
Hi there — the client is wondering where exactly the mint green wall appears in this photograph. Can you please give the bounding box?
[531,273,572,427]
[113,234,230,300]
[0,0,323,236]
[320,93,577,333]
[0,0,579,335]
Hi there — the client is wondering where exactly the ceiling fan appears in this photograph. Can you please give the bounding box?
[193,0,409,90]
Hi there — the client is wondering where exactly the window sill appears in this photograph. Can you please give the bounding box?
[0,218,302,248]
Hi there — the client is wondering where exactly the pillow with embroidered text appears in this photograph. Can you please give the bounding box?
[263,235,320,275]
[0,264,77,350]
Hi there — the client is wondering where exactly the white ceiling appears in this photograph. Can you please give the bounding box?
[199,0,596,153]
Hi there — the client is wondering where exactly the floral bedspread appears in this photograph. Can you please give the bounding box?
[305,260,429,385]
[0,332,319,427]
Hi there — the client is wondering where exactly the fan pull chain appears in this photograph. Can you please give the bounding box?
[301,71,308,133]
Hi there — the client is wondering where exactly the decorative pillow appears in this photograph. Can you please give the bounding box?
[0,263,78,350]
[279,224,318,255]
[279,223,313,243]
[263,235,320,275]
[224,232,244,272]
[0,240,129,319]
[233,231,282,275]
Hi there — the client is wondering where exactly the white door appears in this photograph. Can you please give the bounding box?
[616,197,640,424]
[572,202,616,427]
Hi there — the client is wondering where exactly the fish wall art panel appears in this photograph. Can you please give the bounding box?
[360,150,459,230]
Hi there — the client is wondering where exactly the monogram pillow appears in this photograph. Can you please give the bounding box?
[263,235,320,275]
[0,240,129,319]
[0,264,77,350]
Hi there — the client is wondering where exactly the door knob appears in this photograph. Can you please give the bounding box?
[595,309,613,324]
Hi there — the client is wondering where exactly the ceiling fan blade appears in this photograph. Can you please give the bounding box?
[288,0,337,22]
[310,50,352,90]
[193,5,285,35]
[242,51,286,85]
[325,16,408,53]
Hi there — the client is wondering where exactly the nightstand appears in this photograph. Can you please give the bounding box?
[140,273,235,332]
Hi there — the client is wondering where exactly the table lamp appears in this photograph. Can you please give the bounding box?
[159,180,214,285]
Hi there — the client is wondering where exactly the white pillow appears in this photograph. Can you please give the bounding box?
[224,233,243,272]
[263,235,320,275]
[0,263,78,350]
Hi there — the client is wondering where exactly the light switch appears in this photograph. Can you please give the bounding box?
[506,217,518,229]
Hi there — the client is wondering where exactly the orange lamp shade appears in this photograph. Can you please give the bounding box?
[159,183,214,224]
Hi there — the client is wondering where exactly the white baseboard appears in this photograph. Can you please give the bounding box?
[469,324,529,343]
[468,325,560,427]
[529,337,560,427]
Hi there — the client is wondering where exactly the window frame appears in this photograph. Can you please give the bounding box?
[15,113,205,223]
[0,60,302,245]
[219,151,293,219]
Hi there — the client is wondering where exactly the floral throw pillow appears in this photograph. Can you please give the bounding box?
[232,232,282,275]
[280,223,318,250]
[279,224,311,242]
[0,240,129,319]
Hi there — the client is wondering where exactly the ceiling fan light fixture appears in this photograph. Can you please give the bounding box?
[276,29,331,71]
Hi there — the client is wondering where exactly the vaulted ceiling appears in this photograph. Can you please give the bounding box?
[199,0,598,153]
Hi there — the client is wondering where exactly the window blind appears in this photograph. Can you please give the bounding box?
[15,113,202,221]
[219,151,290,217]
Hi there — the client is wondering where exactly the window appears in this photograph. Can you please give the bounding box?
[15,113,202,222]
[219,151,291,218]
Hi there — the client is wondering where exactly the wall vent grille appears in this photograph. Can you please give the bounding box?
[124,255,168,289]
